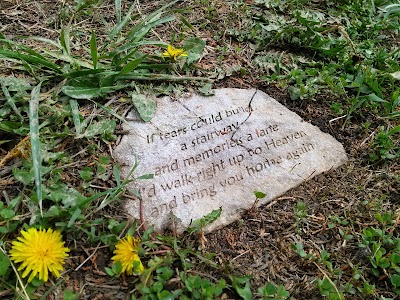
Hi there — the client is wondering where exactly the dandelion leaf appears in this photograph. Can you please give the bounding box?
[184,37,205,65]
[131,93,156,122]
[187,208,222,233]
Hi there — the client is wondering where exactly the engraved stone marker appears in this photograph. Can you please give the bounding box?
[114,88,347,233]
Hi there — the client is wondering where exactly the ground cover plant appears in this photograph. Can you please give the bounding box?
[0,0,399,299]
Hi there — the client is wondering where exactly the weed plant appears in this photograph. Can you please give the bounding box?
[228,0,400,160]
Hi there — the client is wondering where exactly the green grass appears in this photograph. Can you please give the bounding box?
[0,0,399,299]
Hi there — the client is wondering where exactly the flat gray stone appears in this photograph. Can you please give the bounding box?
[114,88,347,233]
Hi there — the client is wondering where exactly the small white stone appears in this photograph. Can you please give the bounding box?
[114,88,347,233]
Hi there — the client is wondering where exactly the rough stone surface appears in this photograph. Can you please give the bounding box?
[114,88,348,233]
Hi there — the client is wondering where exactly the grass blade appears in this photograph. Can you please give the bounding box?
[69,99,82,135]
[65,68,109,79]
[30,82,43,217]
[41,49,93,69]
[117,55,147,76]
[115,0,122,23]
[179,15,194,30]
[1,82,24,121]
[118,73,212,81]
[60,27,71,55]
[62,85,123,99]
[28,37,63,49]
[113,40,168,54]
[109,3,137,41]
[388,125,400,136]
[1,38,51,60]
[113,164,121,187]
[127,16,176,43]
[0,35,40,78]
[87,99,133,128]
[0,49,63,74]
[90,31,98,69]
[0,32,13,49]
[68,208,82,228]
[126,0,178,41]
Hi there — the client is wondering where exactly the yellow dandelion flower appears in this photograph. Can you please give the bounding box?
[9,227,70,283]
[162,44,188,61]
[112,235,144,275]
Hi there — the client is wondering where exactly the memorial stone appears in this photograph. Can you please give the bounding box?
[114,88,347,233]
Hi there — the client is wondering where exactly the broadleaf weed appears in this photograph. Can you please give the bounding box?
[229,0,400,144]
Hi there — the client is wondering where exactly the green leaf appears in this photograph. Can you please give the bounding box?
[156,266,174,281]
[65,68,109,79]
[87,99,132,129]
[127,16,176,44]
[292,243,307,258]
[68,208,82,228]
[115,0,122,23]
[0,49,63,74]
[62,85,120,100]
[230,275,253,300]
[187,208,222,233]
[131,93,156,122]
[277,285,289,298]
[390,253,400,264]
[125,0,177,43]
[264,282,277,295]
[152,281,163,293]
[105,267,115,276]
[78,119,116,140]
[60,27,71,55]
[113,164,121,186]
[378,257,390,268]
[30,82,43,216]
[44,206,60,218]
[289,86,302,100]
[109,3,137,41]
[361,281,375,295]
[136,174,154,180]
[198,83,214,96]
[0,76,31,92]
[44,184,87,208]
[183,37,206,65]
[99,156,111,164]
[1,81,24,121]
[0,251,10,276]
[113,261,123,274]
[391,274,400,287]
[13,168,34,185]
[179,15,194,30]
[388,125,400,136]
[63,289,79,300]
[117,55,147,76]
[78,167,93,181]
[69,99,82,135]
[0,208,15,219]
[254,191,267,199]
[318,278,332,293]
[0,121,26,133]
[382,3,400,19]
[90,31,98,69]
[367,93,387,103]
